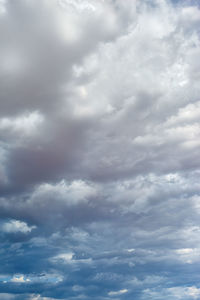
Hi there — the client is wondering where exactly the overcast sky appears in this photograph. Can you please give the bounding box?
[1,0,200,299]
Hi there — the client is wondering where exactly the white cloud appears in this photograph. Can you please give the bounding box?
[0,0,6,15]
[30,180,97,206]
[2,220,36,234]
[175,248,200,264]
[181,6,200,24]
[51,252,92,266]
[108,289,128,296]
[30,295,59,300]
[143,286,200,299]
[176,248,194,255]
[127,248,135,253]
[130,275,165,287]
[10,275,30,283]
[0,111,44,137]
[52,252,74,263]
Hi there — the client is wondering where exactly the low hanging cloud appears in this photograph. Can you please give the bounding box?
[1,0,200,299]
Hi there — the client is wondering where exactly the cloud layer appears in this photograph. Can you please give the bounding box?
[1,0,200,299]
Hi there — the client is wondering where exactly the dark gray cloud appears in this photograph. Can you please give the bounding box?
[1,0,200,299]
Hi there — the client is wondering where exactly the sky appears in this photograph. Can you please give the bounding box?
[0,0,200,299]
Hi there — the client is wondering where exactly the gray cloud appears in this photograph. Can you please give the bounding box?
[1,0,200,299]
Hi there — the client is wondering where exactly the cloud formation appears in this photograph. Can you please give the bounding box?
[1,0,200,299]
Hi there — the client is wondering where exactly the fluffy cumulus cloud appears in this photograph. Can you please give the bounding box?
[1,219,36,233]
[1,0,200,299]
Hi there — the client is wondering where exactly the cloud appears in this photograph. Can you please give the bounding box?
[29,296,59,300]
[0,0,199,190]
[10,276,30,283]
[2,220,36,234]
[0,112,44,138]
[142,286,200,300]
[108,289,128,296]
[1,0,200,299]
[0,294,15,300]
